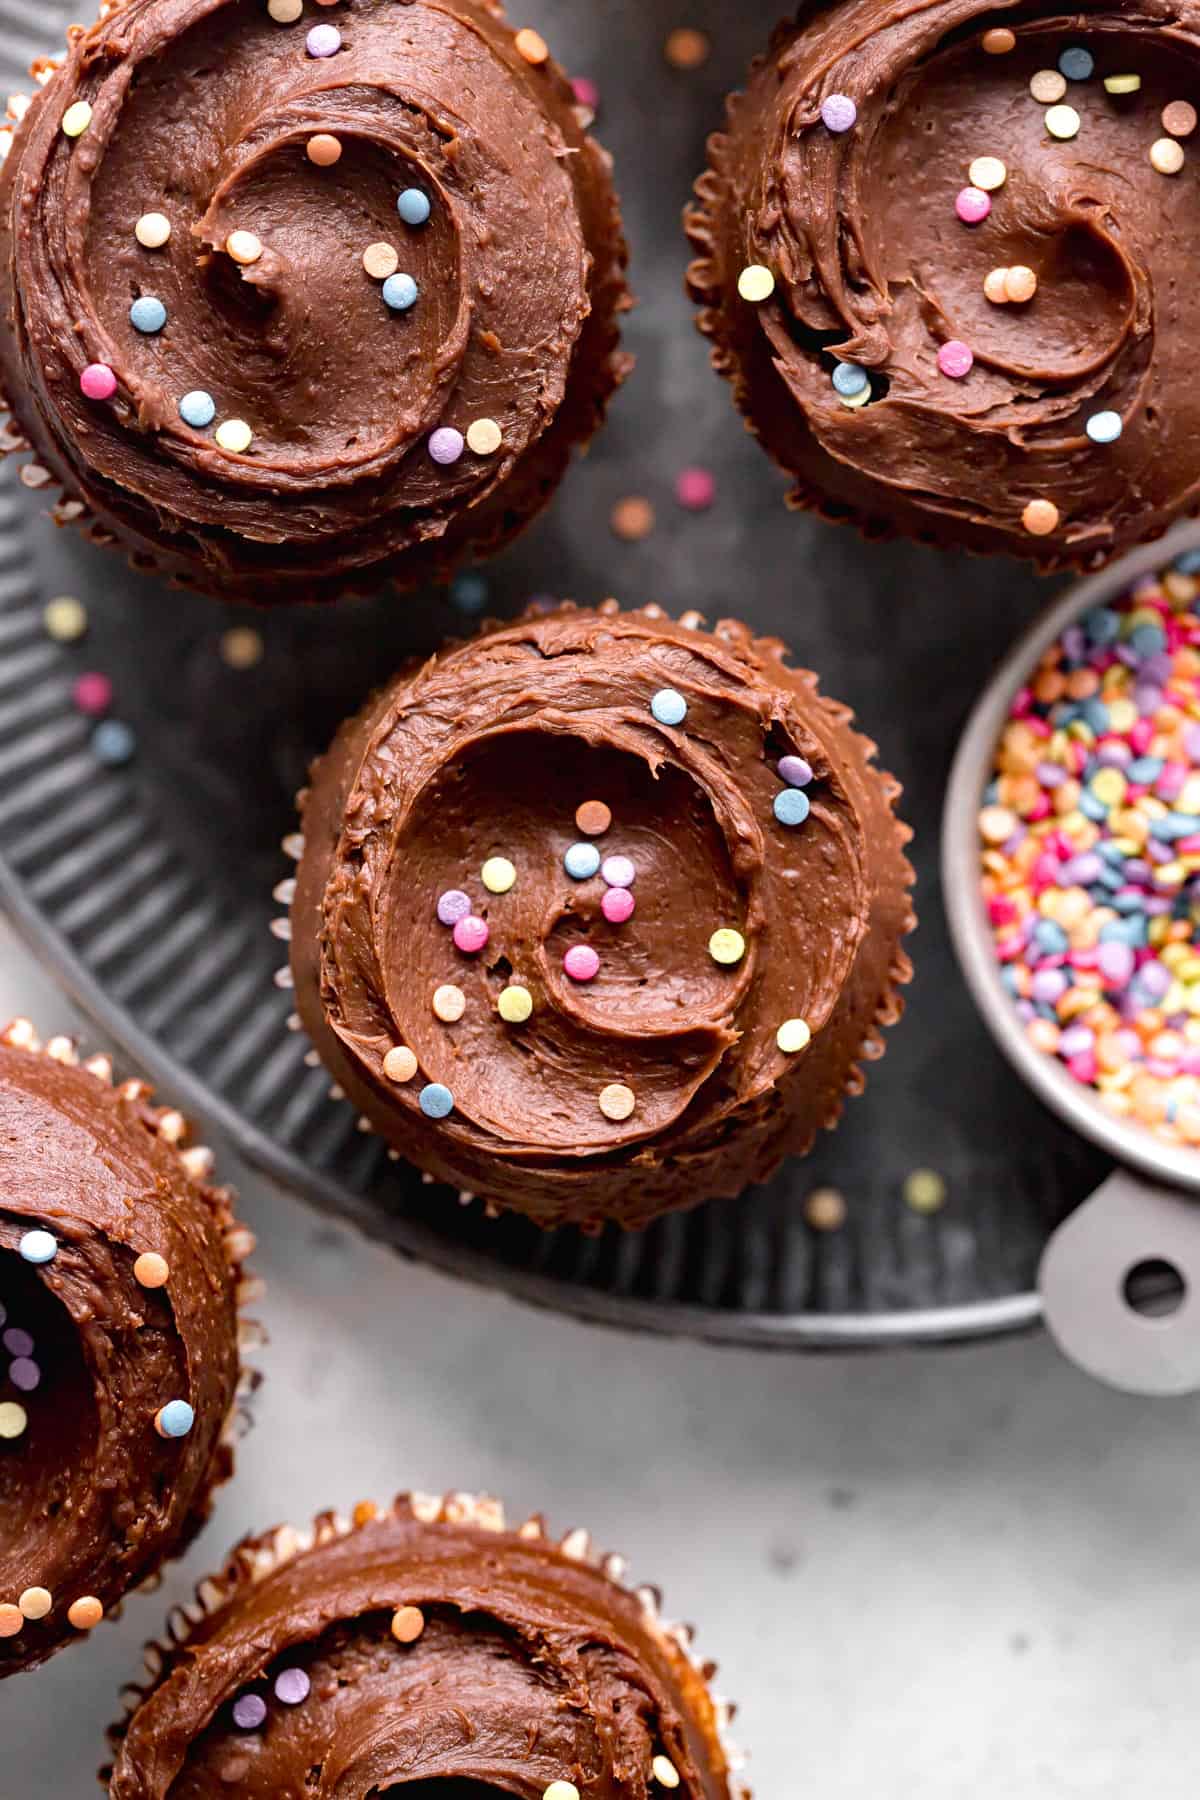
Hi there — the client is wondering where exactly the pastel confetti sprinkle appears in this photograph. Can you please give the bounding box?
[307,133,342,166]
[134,1252,170,1288]
[215,419,253,453]
[80,363,117,402]
[383,272,419,311]
[1058,46,1094,81]
[0,1403,27,1440]
[663,26,709,69]
[481,857,516,894]
[450,571,488,613]
[221,626,263,669]
[391,1604,426,1642]
[497,985,533,1024]
[832,361,869,397]
[774,788,811,826]
[598,1083,636,1121]
[452,915,489,954]
[0,1605,22,1638]
[233,1694,268,1730]
[981,28,1016,53]
[564,842,601,880]
[937,339,973,380]
[904,1168,947,1214]
[155,1400,195,1438]
[675,466,716,510]
[397,188,432,225]
[1151,138,1186,175]
[432,984,466,1023]
[955,186,991,225]
[805,1186,847,1230]
[92,719,137,764]
[600,855,635,889]
[226,230,263,265]
[1163,100,1198,138]
[563,944,600,982]
[383,1045,418,1083]
[275,1668,311,1705]
[1030,70,1067,103]
[652,1757,682,1790]
[602,887,635,924]
[1104,74,1141,96]
[429,427,465,465]
[179,390,216,429]
[467,418,502,455]
[1022,498,1060,537]
[306,23,341,56]
[9,1359,40,1393]
[134,212,171,249]
[777,1018,812,1054]
[130,296,167,334]
[19,1230,56,1265]
[73,672,112,716]
[18,1587,51,1621]
[67,1596,103,1631]
[611,495,655,539]
[709,928,746,966]
[61,101,92,138]
[1086,410,1123,445]
[543,1783,581,1800]
[575,800,611,836]
[436,890,472,926]
[778,755,813,786]
[968,155,1006,191]
[44,595,88,639]
[514,27,549,65]
[650,688,687,727]
[268,0,303,18]
[1045,104,1081,140]
[419,1083,454,1119]
[363,242,399,280]
[4,1328,33,1357]
[737,264,775,303]
[820,93,857,133]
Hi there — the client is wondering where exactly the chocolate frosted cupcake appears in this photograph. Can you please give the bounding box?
[106,1490,743,1799]
[0,0,629,605]
[687,4,1200,570]
[0,1020,256,1678]
[286,602,914,1230]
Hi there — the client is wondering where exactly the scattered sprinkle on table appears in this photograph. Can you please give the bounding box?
[602,886,635,923]
[982,27,1015,54]
[1057,46,1094,82]
[92,719,136,765]
[233,1693,267,1730]
[391,1604,426,1642]
[19,1230,56,1265]
[467,418,502,456]
[215,419,253,454]
[61,101,91,139]
[220,625,264,669]
[820,93,857,133]
[598,1082,636,1121]
[363,241,399,280]
[134,1251,170,1288]
[904,1168,947,1214]
[804,1187,846,1231]
[275,1668,311,1705]
[937,339,973,380]
[44,595,87,641]
[663,27,709,70]
[419,1083,454,1120]
[453,915,488,954]
[968,155,1006,191]
[383,272,418,311]
[576,800,611,837]
[180,390,216,429]
[73,671,112,716]
[481,856,516,893]
[611,494,655,540]
[437,889,472,926]
[498,985,533,1024]
[709,928,745,966]
[737,264,775,303]
[134,212,171,249]
[450,571,488,613]
[130,296,167,334]
[1045,104,1081,141]
[155,1399,195,1438]
[226,230,262,266]
[307,133,342,166]
[777,1017,811,1054]
[1030,69,1067,103]
[432,984,466,1023]
[429,427,464,465]
[652,1756,681,1790]
[1022,498,1060,537]
[1150,137,1185,175]
[0,1402,27,1440]
[675,466,715,510]
[398,188,432,226]
[564,944,600,982]
[383,1045,418,1084]
[1163,100,1198,139]
[306,23,341,56]
[650,688,687,726]
[267,0,302,18]
[565,841,601,880]
[67,1596,103,1631]
[955,185,991,224]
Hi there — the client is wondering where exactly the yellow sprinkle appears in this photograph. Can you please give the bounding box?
[467,418,503,456]
[979,805,1017,844]
[1089,767,1126,807]
[135,211,171,249]
[226,229,263,265]
[220,626,264,670]
[983,266,1012,305]
[267,0,303,18]
[598,1082,636,1122]
[0,1402,27,1439]
[737,264,775,303]
[383,1045,418,1083]
[968,155,1006,191]
[1030,70,1067,103]
[1107,697,1137,733]
[43,596,87,642]
[904,1168,947,1215]
[61,101,92,139]
[709,928,746,966]
[18,1587,51,1621]
[1104,74,1141,95]
[432,983,466,1023]
[838,384,871,411]
[652,1757,681,1789]
[497,985,533,1024]
[1044,104,1080,140]
[215,419,253,453]
[543,1786,580,1800]
[481,856,516,894]
[391,1605,425,1643]
[804,1187,846,1232]
[1151,138,1185,175]
[776,1018,811,1054]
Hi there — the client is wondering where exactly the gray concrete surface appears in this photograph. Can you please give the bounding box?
[1,925,1198,1797]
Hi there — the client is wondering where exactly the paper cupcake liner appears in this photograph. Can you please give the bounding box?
[103,1487,748,1798]
[683,45,1192,578]
[273,599,915,1221]
[0,1015,263,1629]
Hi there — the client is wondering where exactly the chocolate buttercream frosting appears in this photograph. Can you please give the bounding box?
[0,0,629,604]
[0,1023,253,1678]
[288,603,914,1230]
[687,3,1200,570]
[106,1491,741,1800]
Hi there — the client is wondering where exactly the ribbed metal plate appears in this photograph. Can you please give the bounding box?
[0,0,1111,1346]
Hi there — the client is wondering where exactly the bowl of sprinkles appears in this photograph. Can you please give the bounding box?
[945,524,1200,1190]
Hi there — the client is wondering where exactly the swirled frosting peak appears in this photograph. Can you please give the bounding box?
[687,2,1200,569]
[289,604,914,1229]
[0,0,629,603]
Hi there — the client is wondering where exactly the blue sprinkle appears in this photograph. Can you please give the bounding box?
[1079,790,1108,822]
[650,688,687,727]
[984,778,1001,805]
[1083,606,1120,645]
[130,295,167,334]
[450,571,488,614]
[1058,46,1094,80]
[157,1400,194,1438]
[397,188,431,226]
[1033,920,1069,955]
[564,842,601,880]
[179,390,216,429]
[92,719,136,765]
[1081,698,1111,733]
[19,1229,57,1265]
[773,787,811,827]
[1129,622,1167,658]
[419,1082,454,1120]
[382,272,419,312]
[1128,756,1165,784]
[1086,410,1122,445]
[831,361,868,398]
[1174,549,1200,574]
[1150,813,1200,841]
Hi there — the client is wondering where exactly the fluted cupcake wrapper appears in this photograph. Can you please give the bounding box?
[103,1488,748,1798]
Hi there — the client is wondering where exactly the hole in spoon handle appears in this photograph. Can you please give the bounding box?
[1039,1170,1200,1395]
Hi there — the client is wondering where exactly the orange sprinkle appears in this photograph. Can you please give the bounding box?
[1022,498,1060,537]
[353,1500,379,1528]
[0,1604,22,1638]
[514,27,549,64]
[575,800,612,837]
[611,495,655,542]
[134,1252,170,1289]
[68,1596,103,1631]
[391,1605,425,1643]
[663,26,710,69]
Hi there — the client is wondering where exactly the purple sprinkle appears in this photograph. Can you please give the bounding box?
[306,23,341,57]
[1097,942,1135,987]
[436,889,471,926]
[820,93,857,133]
[1059,1024,1095,1058]
[1061,625,1087,663]
[1061,853,1103,885]
[274,1667,311,1706]
[3,1328,34,1358]
[601,854,636,888]
[8,1357,39,1392]
[1036,761,1067,788]
[1015,999,1035,1023]
[1185,723,1200,763]
[1031,968,1068,1004]
[232,1693,267,1731]
[1136,685,1163,716]
[777,755,813,787]
[1096,741,1131,768]
[429,427,465,466]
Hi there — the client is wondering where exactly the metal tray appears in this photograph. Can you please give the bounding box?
[0,0,1112,1347]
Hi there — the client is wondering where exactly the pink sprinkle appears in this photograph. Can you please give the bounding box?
[1178,834,1200,855]
[563,944,600,981]
[988,897,1017,926]
[81,363,117,401]
[73,672,112,716]
[601,887,635,924]
[571,76,599,111]
[453,915,489,954]
[937,340,974,380]
[955,185,992,225]
[1067,1052,1098,1083]
[675,466,716,511]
